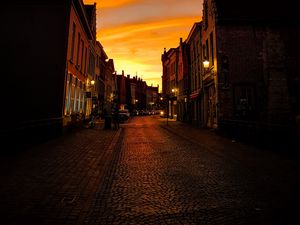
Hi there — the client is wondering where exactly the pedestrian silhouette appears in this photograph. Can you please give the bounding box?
[103,108,111,130]
[112,105,120,130]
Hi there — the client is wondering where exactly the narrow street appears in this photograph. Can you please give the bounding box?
[0,116,299,225]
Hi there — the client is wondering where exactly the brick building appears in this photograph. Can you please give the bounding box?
[161,48,178,118]
[176,38,189,122]
[162,0,300,144]
[186,22,203,126]
[203,0,300,142]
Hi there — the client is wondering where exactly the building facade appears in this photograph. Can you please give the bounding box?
[161,48,178,119]
[205,0,300,141]
[162,0,300,143]
[0,0,107,143]
[186,22,203,126]
[176,38,189,122]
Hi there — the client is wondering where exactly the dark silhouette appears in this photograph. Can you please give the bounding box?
[112,105,120,130]
[103,108,111,130]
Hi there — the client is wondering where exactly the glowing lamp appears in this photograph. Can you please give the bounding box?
[203,60,210,69]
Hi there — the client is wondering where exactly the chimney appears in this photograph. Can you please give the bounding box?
[127,75,130,79]
[180,37,182,44]
[164,48,166,53]
[122,70,124,76]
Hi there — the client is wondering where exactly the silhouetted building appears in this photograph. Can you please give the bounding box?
[162,0,300,146]
[0,0,100,144]
[202,0,300,143]
[104,59,116,115]
[116,71,127,109]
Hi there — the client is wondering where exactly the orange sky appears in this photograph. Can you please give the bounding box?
[84,0,203,91]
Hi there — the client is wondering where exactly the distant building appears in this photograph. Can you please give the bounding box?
[116,71,127,109]
[161,48,178,118]
[146,86,159,111]
[176,38,189,122]
[104,59,116,115]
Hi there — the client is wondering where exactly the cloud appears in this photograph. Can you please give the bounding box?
[83,0,203,90]
[83,0,140,9]
[96,0,202,29]
[98,16,201,89]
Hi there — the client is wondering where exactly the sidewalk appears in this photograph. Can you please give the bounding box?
[0,120,121,225]
[158,117,299,161]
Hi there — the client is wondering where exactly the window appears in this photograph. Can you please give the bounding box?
[84,47,87,75]
[70,76,76,114]
[206,39,209,61]
[234,85,255,120]
[66,74,74,114]
[70,23,76,61]
[73,78,78,112]
[76,33,81,66]
[88,50,95,78]
[64,74,71,115]
[80,40,84,72]
[210,32,214,66]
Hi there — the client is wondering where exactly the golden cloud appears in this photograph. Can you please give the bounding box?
[97,16,201,90]
[83,0,140,9]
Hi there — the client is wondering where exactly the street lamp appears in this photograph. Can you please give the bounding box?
[171,88,178,94]
[203,60,210,69]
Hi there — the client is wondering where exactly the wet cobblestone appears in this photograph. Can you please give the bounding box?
[85,117,299,224]
[0,117,299,224]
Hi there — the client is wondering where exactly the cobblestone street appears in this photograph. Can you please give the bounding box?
[0,116,299,225]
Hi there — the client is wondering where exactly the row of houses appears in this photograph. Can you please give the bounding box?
[0,0,157,143]
[116,71,159,114]
[162,0,300,143]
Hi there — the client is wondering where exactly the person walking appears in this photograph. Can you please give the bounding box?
[103,107,111,130]
[89,110,97,128]
[112,105,120,130]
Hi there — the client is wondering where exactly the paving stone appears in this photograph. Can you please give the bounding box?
[0,116,299,224]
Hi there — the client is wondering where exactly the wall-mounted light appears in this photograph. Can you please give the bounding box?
[203,60,210,69]
[90,80,95,85]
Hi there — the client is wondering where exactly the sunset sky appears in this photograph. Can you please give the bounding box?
[83,0,203,91]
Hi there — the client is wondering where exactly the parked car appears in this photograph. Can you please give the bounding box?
[118,109,130,122]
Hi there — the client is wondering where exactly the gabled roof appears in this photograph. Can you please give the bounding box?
[186,22,202,43]
[214,0,298,24]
